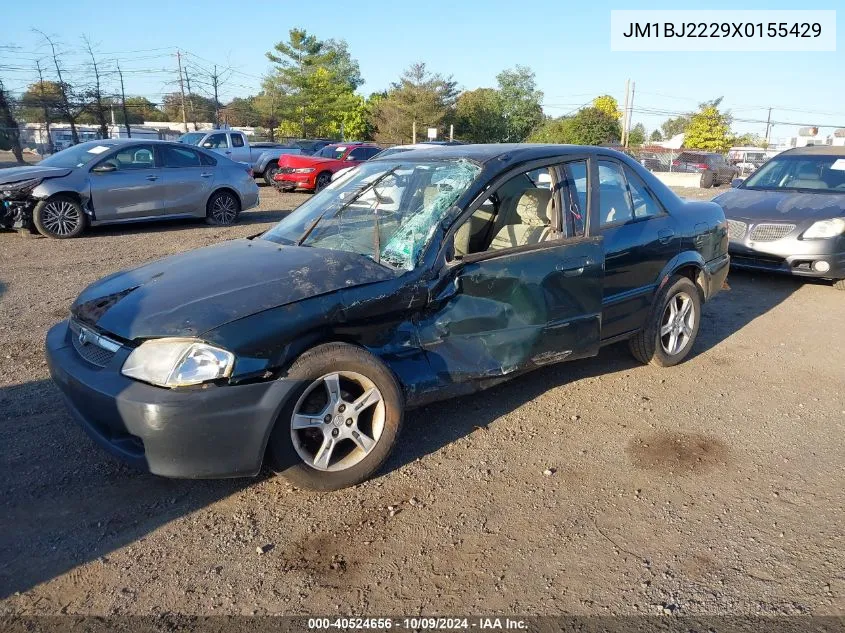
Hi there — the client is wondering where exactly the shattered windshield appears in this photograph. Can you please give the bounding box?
[262,159,481,270]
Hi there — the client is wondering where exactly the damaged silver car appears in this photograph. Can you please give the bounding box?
[1,139,259,238]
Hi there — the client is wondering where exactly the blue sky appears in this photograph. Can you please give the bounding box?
[2,0,842,142]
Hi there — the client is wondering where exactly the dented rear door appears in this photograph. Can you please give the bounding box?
[417,237,604,384]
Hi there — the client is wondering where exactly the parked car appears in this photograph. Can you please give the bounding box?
[331,142,458,182]
[45,144,728,489]
[713,146,845,290]
[0,139,259,238]
[293,139,335,155]
[672,151,738,187]
[178,130,301,184]
[638,151,665,172]
[273,143,382,192]
[727,146,768,176]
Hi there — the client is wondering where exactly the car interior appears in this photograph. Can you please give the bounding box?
[101,146,155,170]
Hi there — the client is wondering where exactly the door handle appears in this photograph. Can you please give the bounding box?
[200,172,213,178]
[658,229,675,244]
[146,175,158,181]
[557,256,588,276]
[225,151,232,155]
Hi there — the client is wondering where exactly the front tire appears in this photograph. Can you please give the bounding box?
[629,275,701,367]
[314,171,332,192]
[33,195,87,238]
[205,190,241,226]
[267,342,403,491]
[700,171,715,188]
[263,164,280,187]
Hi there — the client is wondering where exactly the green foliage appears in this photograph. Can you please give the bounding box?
[222,97,258,127]
[528,107,621,146]
[265,28,363,138]
[453,88,506,143]
[371,63,458,144]
[628,122,646,146]
[162,93,217,123]
[683,105,732,151]
[496,65,543,141]
[593,95,621,120]
[731,132,767,148]
[660,115,690,140]
[649,129,663,142]
[17,81,65,123]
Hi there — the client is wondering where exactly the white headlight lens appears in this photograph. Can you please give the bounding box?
[292,167,315,173]
[122,339,234,388]
[803,218,845,239]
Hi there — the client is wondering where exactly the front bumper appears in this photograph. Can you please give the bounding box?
[273,171,316,190]
[45,321,296,478]
[728,238,845,280]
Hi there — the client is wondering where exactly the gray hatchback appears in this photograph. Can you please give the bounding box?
[0,139,259,238]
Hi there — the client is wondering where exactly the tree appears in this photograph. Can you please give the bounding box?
[496,65,543,141]
[660,115,690,140]
[628,122,646,146]
[162,92,216,123]
[81,35,109,139]
[453,88,506,143]
[371,63,457,144]
[122,97,167,123]
[527,107,621,145]
[17,80,65,123]
[223,97,259,127]
[266,28,362,137]
[34,30,80,145]
[0,80,24,162]
[683,104,731,151]
[593,95,622,120]
[649,129,663,142]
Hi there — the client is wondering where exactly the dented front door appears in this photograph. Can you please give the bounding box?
[417,237,604,384]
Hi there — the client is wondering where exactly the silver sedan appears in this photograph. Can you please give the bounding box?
[0,139,259,238]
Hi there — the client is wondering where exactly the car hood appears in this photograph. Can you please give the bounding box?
[71,238,398,340]
[714,188,845,222]
[278,154,343,169]
[0,165,72,185]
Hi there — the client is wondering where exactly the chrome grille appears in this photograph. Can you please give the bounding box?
[750,223,795,242]
[727,220,747,240]
[69,320,120,368]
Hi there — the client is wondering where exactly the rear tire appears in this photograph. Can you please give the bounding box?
[33,195,87,238]
[205,190,241,226]
[267,342,403,491]
[314,171,332,192]
[629,275,701,367]
[700,171,715,188]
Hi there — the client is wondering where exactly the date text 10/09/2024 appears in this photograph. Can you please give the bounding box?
[307,618,528,630]
[622,21,822,39]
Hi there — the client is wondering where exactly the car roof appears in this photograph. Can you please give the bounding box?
[781,145,845,157]
[369,143,628,164]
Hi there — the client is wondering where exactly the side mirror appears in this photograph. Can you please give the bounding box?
[91,162,117,173]
[202,142,213,149]
[730,178,744,188]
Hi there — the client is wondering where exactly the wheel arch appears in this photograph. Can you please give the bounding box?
[207,186,243,210]
[658,251,707,303]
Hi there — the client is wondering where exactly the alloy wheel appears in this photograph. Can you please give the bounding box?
[290,371,385,472]
[41,200,81,236]
[660,291,696,356]
[210,194,238,224]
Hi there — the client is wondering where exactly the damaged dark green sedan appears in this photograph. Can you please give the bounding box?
[45,144,729,490]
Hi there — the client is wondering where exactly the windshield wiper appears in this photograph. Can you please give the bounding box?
[296,166,400,246]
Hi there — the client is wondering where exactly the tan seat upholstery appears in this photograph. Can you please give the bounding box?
[489,188,553,251]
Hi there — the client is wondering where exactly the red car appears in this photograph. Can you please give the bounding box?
[273,143,382,192]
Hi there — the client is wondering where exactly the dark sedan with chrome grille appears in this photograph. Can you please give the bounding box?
[714,146,845,290]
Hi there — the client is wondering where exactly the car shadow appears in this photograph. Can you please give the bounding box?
[0,268,799,598]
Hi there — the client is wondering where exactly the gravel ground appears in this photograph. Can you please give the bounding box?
[1,183,844,617]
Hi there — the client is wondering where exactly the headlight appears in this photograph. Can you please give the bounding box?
[802,218,845,239]
[121,338,234,388]
[292,167,315,174]
[1,178,42,195]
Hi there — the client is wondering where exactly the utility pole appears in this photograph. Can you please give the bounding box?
[764,107,772,146]
[183,66,197,131]
[449,124,454,142]
[625,81,636,148]
[35,59,55,154]
[412,120,416,144]
[621,79,630,147]
[117,62,131,138]
[176,50,188,132]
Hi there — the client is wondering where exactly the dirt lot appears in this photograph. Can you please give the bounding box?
[1,183,843,618]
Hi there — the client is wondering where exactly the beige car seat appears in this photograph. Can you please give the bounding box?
[489,188,553,250]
